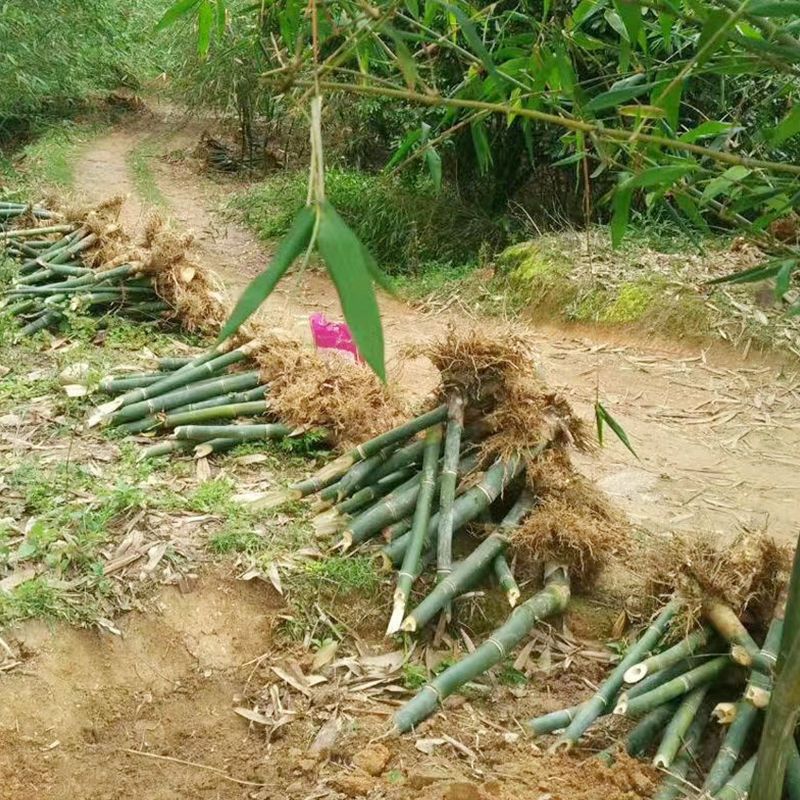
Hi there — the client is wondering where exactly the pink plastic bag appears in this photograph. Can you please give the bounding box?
[309,313,363,364]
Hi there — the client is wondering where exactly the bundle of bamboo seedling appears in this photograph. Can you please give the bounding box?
[90,338,314,459]
[1,198,227,339]
[259,328,620,733]
[525,531,798,800]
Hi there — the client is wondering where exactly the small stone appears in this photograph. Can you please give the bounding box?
[443,781,483,800]
[352,743,391,776]
[328,772,375,798]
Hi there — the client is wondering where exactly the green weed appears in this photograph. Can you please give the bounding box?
[299,556,380,594]
[127,140,168,208]
[402,663,428,690]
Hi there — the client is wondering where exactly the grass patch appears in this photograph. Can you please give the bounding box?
[230,168,510,274]
[4,120,105,191]
[127,139,168,208]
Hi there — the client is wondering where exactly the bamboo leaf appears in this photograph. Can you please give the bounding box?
[386,129,423,169]
[317,202,386,382]
[197,0,213,57]
[155,0,201,30]
[218,206,315,342]
[611,187,633,247]
[621,165,695,190]
[679,120,734,143]
[425,147,443,190]
[706,259,787,286]
[586,78,666,112]
[771,105,800,145]
[613,0,642,45]
[215,0,226,36]
[749,0,800,15]
[775,259,796,299]
[595,402,638,458]
[434,0,498,79]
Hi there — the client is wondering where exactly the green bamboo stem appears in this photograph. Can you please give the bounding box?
[140,439,195,459]
[370,437,426,482]
[158,356,195,371]
[526,704,586,737]
[164,385,269,416]
[381,453,525,568]
[100,373,172,394]
[653,685,710,768]
[175,423,292,442]
[113,341,254,409]
[336,445,398,501]
[598,702,678,765]
[384,517,412,541]
[494,554,520,608]
[109,371,261,425]
[387,426,442,635]
[744,592,786,708]
[703,701,759,794]
[715,755,756,800]
[16,310,61,337]
[624,655,711,704]
[711,702,738,725]
[436,390,464,620]
[617,656,730,718]
[0,223,75,240]
[393,563,571,733]
[654,707,709,800]
[624,627,712,684]
[703,597,761,667]
[402,491,534,632]
[552,598,682,752]
[311,405,448,489]
[122,400,269,434]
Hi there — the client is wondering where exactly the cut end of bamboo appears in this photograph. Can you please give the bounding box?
[506,588,520,608]
[623,663,648,684]
[340,531,354,552]
[712,702,738,725]
[193,443,214,458]
[548,739,573,755]
[379,553,394,573]
[652,755,671,769]
[317,454,356,484]
[400,615,417,633]
[386,599,406,637]
[613,696,628,716]
[744,685,771,709]
[88,397,124,427]
[312,511,344,537]
[730,644,752,666]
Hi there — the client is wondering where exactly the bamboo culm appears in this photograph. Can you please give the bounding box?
[624,626,712,684]
[387,426,442,635]
[703,598,761,666]
[653,707,709,800]
[552,598,682,752]
[652,685,710,768]
[382,453,525,568]
[715,755,756,800]
[402,491,535,632]
[703,701,759,795]
[124,399,269,433]
[619,656,730,718]
[526,704,586,737]
[394,564,570,733]
[494,554,520,607]
[175,423,292,442]
[435,391,464,620]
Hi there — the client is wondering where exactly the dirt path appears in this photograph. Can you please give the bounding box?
[73,108,800,548]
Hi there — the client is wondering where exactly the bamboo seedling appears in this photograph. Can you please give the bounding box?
[387,426,442,635]
[393,562,570,733]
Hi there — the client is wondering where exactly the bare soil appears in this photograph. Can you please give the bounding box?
[1,103,797,799]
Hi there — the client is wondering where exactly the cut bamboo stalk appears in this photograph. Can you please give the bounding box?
[192,438,242,457]
[258,406,448,510]
[526,704,586,737]
[714,754,756,800]
[16,310,62,338]
[158,356,195,371]
[100,373,167,393]
[624,627,711,684]
[551,597,682,752]
[703,597,761,666]
[436,391,464,621]
[744,591,786,707]
[624,655,710,704]
[494,554,520,607]
[387,426,442,636]
[703,701,759,795]
[175,424,292,442]
[0,223,75,240]
[140,439,195,460]
[597,702,678,765]
[163,385,268,417]
[402,491,534,632]
[712,702,738,725]
[382,453,525,569]
[617,656,729,718]
[126,399,269,433]
[653,707,709,800]
[652,685,709,768]
[393,562,570,733]
[336,446,399,501]
[108,371,261,425]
